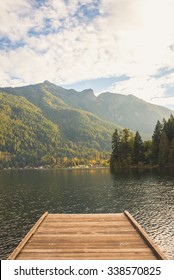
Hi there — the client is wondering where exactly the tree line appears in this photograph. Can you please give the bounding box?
[110,114,174,170]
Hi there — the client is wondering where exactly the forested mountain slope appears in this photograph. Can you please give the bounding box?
[1,81,173,168]
[0,87,117,168]
[3,80,173,138]
[0,92,61,167]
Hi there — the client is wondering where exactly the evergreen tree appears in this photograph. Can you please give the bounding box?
[120,128,134,166]
[110,129,120,169]
[169,138,174,165]
[163,114,174,141]
[143,140,152,164]
[158,131,170,166]
[133,131,144,164]
[161,114,174,166]
[151,120,163,164]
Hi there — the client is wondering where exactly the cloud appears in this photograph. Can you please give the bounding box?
[106,72,174,109]
[0,0,174,109]
[0,0,31,41]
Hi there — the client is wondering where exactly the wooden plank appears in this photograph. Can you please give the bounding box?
[37,227,134,233]
[16,252,157,260]
[24,243,148,249]
[124,211,167,260]
[45,215,127,222]
[17,256,157,260]
[26,242,148,249]
[22,248,152,253]
[41,219,131,224]
[36,229,137,235]
[37,223,135,229]
[17,255,157,260]
[29,234,144,242]
[28,235,146,242]
[8,212,48,260]
[47,213,125,219]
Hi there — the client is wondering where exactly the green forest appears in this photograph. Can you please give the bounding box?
[0,81,174,170]
[110,114,174,170]
[0,92,110,169]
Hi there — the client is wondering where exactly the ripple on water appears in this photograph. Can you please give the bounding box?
[0,169,174,259]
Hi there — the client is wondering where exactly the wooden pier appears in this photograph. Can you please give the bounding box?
[8,211,167,260]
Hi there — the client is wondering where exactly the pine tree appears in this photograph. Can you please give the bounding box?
[110,129,120,169]
[162,114,174,166]
[158,131,170,166]
[120,128,134,166]
[143,140,152,164]
[169,138,174,165]
[151,120,163,164]
[133,131,144,164]
[163,114,174,141]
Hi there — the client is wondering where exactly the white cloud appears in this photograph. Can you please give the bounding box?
[106,76,163,101]
[0,0,174,109]
[106,72,174,109]
[0,0,32,40]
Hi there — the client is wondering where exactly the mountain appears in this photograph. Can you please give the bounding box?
[97,92,172,137]
[0,81,173,168]
[38,81,173,138]
[0,84,118,168]
[1,82,117,150]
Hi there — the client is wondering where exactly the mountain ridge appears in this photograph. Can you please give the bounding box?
[1,81,173,167]
[0,83,120,168]
[1,81,173,138]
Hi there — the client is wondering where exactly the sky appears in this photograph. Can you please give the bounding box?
[0,0,174,109]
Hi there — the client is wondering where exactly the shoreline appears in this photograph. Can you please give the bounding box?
[0,165,110,171]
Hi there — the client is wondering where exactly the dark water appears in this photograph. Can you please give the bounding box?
[0,168,174,260]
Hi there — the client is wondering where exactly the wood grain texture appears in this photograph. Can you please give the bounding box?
[8,212,166,260]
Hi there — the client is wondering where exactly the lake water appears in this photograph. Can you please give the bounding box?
[0,168,174,260]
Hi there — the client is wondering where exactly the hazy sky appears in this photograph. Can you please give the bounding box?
[0,0,174,109]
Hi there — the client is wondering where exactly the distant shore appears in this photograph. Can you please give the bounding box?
[1,165,110,171]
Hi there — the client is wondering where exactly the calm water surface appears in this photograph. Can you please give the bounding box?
[0,168,174,259]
